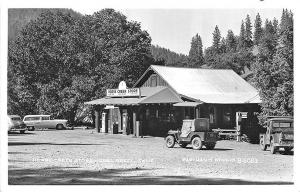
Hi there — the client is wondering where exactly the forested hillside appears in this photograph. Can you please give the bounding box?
[8,8,82,41]
[150,45,188,67]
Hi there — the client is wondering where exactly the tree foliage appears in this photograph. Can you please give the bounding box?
[244,14,253,48]
[253,13,263,45]
[188,33,204,67]
[150,45,188,67]
[212,25,221,53]
[8,9,153,123]
[253,9,293,124]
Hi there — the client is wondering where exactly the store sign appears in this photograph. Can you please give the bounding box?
[106,81,140,97]
[106,88,140,97]
[237,112,248,119]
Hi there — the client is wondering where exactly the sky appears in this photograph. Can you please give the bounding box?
[74,9,282,55]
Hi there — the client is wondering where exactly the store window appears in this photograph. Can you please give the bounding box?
[223,108,231,124]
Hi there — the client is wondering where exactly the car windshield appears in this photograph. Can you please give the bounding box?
[11,117,21,121]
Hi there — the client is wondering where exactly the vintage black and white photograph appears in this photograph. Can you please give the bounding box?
[1,0,297,189]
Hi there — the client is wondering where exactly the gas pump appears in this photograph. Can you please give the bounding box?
[122,112,128,135]
[101,112,107,133]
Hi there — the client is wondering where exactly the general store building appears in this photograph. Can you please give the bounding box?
[85,65,261,138]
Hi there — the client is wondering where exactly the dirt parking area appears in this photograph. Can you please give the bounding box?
[8,129,293,185]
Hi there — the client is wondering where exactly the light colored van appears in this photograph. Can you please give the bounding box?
[23,115,68,131]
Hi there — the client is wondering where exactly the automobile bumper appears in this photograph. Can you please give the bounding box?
[9,125,27,131]
[274,141,294,148]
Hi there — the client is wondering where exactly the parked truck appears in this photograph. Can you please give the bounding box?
[259,116,294,154]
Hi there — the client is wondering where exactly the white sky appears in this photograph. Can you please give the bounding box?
[74,9,282,55]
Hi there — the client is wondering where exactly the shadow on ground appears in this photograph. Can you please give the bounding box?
[8,142,105,146]
[8,132,36,136]
[8,167,293,185]
[183,146,233,151]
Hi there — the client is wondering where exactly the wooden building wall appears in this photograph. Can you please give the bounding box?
[141,74,167,87]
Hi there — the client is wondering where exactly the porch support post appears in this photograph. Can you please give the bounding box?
[95,109,100,133]
[133,106,137,137]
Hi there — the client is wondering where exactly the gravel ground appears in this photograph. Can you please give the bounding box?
[8,129,293,184]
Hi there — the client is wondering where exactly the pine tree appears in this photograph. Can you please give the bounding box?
[220,37,227,53]
[225,30,237,52]
[188,33,204,67]
[245,14,253,48]
[253,9,294,124]
[268,10,293,116]
[212,25,221,53]
[238,21,246,49]
[257,19,277,62]
[253,13,263,45]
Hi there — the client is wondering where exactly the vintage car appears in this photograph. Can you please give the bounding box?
[165,118,218,150]
[260,116,294,154]
[23,115,68,130]
[7,115,27,134]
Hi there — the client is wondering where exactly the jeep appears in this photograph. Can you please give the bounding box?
[165,118,218,150]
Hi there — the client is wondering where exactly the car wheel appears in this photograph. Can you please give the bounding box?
[205,143,216,150]
[192,137,203,150]
[56,124,64,130]
[270,139,277,154]
[28,126,35,131]
[166,135,175,148]
[260,137,267,151]
[179,143,187,148]
[20,130,25,134]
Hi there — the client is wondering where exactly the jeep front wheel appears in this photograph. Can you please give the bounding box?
[192,137,202,150]
[270,139,277,154]
[260,137,267,151]
[166,135,175,148]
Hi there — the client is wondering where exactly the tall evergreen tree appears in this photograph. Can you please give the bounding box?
[238,21,246,49]
[253,13,263,45]
[220,37,227,53]
[257,19,277,62]
[188,33,204,67]
[245,14,253,48]
[212,25,221,53]
[253,9,294,124]
[225,30,237,52]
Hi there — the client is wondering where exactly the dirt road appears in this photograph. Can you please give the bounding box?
[8,129,293,184]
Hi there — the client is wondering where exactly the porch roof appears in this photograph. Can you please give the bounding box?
[173,102,203,107]
[84,86,182,106]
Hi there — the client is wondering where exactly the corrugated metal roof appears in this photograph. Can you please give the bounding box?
[150,65,261,104]
[85,86,182,105]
